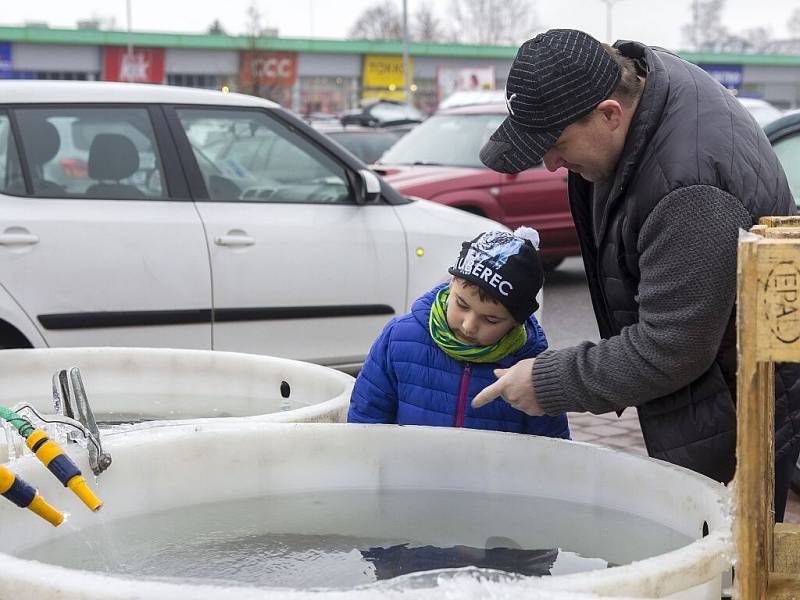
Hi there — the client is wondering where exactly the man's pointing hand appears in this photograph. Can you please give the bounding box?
[471,358,544,416]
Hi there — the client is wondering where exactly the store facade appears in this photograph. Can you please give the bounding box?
[1,27,800,113]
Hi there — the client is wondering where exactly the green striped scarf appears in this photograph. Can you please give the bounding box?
[429,287,526,363]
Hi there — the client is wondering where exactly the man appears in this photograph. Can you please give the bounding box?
[472,29,800,521]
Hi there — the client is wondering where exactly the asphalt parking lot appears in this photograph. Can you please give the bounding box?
[541,257,799,523]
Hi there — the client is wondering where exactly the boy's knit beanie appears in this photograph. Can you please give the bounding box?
[448,227,544,323]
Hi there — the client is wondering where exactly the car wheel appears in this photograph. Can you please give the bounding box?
[792,454,800,495]
[0,323,32,350]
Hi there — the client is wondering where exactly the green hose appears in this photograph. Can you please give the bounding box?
[0,405,34,438]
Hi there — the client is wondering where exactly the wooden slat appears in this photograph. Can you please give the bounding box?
[763,228,800,239]
[759,216,800,228]
[767,573,800,598]
[751,225,769,238]
[735,234,770,599]
[764,362,775,571]
[773,523,800,574]
[754,240,800,362]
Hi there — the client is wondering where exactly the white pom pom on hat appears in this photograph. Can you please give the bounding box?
[513,226,540,250]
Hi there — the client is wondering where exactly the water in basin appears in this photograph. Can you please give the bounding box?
[20,489,692,591]
[10,393,305,425]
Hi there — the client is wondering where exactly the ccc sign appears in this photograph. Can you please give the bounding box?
[240,52,297,86]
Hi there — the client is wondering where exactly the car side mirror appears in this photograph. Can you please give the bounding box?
[357,168,381,204]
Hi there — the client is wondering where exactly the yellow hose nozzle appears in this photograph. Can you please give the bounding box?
[67,476,103,512]
[25,429,104,512]
[1,464,64,526]
[28,493,65,527]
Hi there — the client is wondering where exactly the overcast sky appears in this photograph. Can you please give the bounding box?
[1,0,798,51]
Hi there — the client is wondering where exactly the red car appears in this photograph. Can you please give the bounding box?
[373,103,578,270]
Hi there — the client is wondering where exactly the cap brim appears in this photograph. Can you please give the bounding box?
[480,118,561,174]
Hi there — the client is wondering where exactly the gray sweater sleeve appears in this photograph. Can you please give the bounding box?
[533,185,752,415]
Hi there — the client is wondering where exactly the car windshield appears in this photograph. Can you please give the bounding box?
[378,113,505,168]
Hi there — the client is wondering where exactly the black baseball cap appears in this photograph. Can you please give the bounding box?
[480,29,622,174]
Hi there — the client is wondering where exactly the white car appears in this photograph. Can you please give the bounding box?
[0,81,504,372]
[737,96,784,127]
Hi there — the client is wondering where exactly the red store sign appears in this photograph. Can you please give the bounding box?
[240,51,297,87]
[103,47,165,84]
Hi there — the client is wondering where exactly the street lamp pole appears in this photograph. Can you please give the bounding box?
[126,0,134,82]
[402,0,412,105]
[600,0,622,43]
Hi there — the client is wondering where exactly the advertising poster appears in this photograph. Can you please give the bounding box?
[103,47,165,83]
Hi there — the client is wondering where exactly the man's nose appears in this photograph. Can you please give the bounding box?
[542,150,562,172]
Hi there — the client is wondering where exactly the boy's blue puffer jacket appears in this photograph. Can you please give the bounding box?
[348,284,570,437]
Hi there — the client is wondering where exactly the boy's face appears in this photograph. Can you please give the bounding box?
[446,277,516,346]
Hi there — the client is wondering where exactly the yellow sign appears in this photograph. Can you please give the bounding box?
[363,54,413,90]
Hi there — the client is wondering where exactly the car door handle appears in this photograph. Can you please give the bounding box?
[214,234,255,247]
[0,232,40,246]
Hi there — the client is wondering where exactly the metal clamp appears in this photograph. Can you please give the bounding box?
[52,367,112,476]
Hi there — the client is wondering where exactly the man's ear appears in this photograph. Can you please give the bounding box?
[595,99,624,131]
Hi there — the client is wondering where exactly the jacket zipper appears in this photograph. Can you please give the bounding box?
[455,363,471,427]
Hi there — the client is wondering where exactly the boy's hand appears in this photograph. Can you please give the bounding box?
[471,358,544,416]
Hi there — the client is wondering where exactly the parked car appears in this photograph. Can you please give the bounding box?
[738,97,784,127]
[438,89,506,111]
[312,124,408,165]
[340,99,425,128]
[374,103,579,271]
[765,110,800,208]
[0,81,503,372]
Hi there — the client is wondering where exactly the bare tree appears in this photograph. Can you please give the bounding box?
[681,0,773,53]
[712,28,773,53]
[789,7,800,36]
[245,0,262,40]
[449,0,539,46]
[348,0,403,41]
[208,19,226,35]
[414,4,445,42]
[680,0,728,51]
[740,27,772,52]
[245,1,262,95]
[241,1,284,101]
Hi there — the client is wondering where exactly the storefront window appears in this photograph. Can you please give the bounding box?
[413,78,437,115]
[34,72,99,81]
[298,76,358,117]
[167,74,228,90]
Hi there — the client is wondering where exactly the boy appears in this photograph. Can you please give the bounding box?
[348,227,569,438]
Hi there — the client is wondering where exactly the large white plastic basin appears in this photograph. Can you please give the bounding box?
[0,347,353,428]
[0,422,732,600]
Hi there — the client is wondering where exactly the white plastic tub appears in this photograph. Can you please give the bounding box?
[0,347,353,428]
[0,422,732,600]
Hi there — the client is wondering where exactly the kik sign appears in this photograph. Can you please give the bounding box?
[103,47,165,83]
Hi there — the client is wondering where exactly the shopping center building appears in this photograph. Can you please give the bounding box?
[1,25,800,114]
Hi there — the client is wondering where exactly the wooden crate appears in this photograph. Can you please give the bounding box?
[736,217,800,599]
